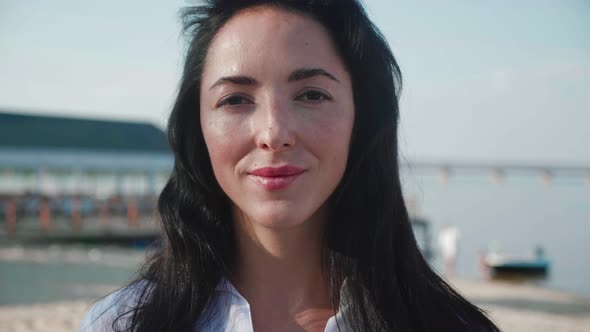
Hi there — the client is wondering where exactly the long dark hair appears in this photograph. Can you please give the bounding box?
[118,0,499,331]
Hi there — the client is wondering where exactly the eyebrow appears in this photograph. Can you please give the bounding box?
[209,75,259,90]
[288,67,340,83]
[209,67,340,90]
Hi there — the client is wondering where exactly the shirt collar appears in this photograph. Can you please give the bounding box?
[214,277,352,314]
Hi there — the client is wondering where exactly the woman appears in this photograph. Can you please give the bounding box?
[81,0,499,331]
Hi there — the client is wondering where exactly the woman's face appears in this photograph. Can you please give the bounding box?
[200,7,354,229]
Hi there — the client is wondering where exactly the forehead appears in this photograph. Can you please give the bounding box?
[202,6,347,81]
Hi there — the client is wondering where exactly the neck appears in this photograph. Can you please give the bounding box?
[231,207,335,329]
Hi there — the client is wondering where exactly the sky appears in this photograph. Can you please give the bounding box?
[1,0,589,164]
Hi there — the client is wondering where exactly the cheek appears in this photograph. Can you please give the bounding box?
[313,110,354,164]
[200,115,245,182]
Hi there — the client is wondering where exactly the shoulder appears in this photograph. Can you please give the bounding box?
[78,280,151,332]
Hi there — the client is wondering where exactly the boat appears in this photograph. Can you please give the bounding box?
[483,246,550,279]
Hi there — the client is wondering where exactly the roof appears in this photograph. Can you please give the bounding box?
[0,111,170,153]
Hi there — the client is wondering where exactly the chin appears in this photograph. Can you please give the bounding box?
[251,209,310,230]
[233,200,318,230]
[231,195,329,232]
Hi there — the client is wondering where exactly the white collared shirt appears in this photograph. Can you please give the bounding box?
[79,279,351,331]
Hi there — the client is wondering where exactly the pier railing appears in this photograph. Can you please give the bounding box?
[0,193,159,243]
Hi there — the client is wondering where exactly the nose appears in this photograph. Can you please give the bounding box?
[255,101,295,152]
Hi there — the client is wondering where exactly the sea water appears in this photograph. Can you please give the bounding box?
[402,170,590,297]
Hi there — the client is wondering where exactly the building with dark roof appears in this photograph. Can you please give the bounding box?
[0,111,173,196]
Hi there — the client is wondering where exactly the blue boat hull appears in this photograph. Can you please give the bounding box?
[490,260,549,277]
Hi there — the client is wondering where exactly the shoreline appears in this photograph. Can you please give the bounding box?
[1,245,589,331]
[452,278,590,331]
[0,279,589,332]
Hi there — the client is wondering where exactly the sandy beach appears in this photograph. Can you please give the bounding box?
[0,279,589,332]
[454,279,590,332]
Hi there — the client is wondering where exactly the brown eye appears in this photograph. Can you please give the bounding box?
[218,95,253,107]
[295,90,332,103]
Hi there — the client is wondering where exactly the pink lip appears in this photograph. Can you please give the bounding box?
[248,166,306,191]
